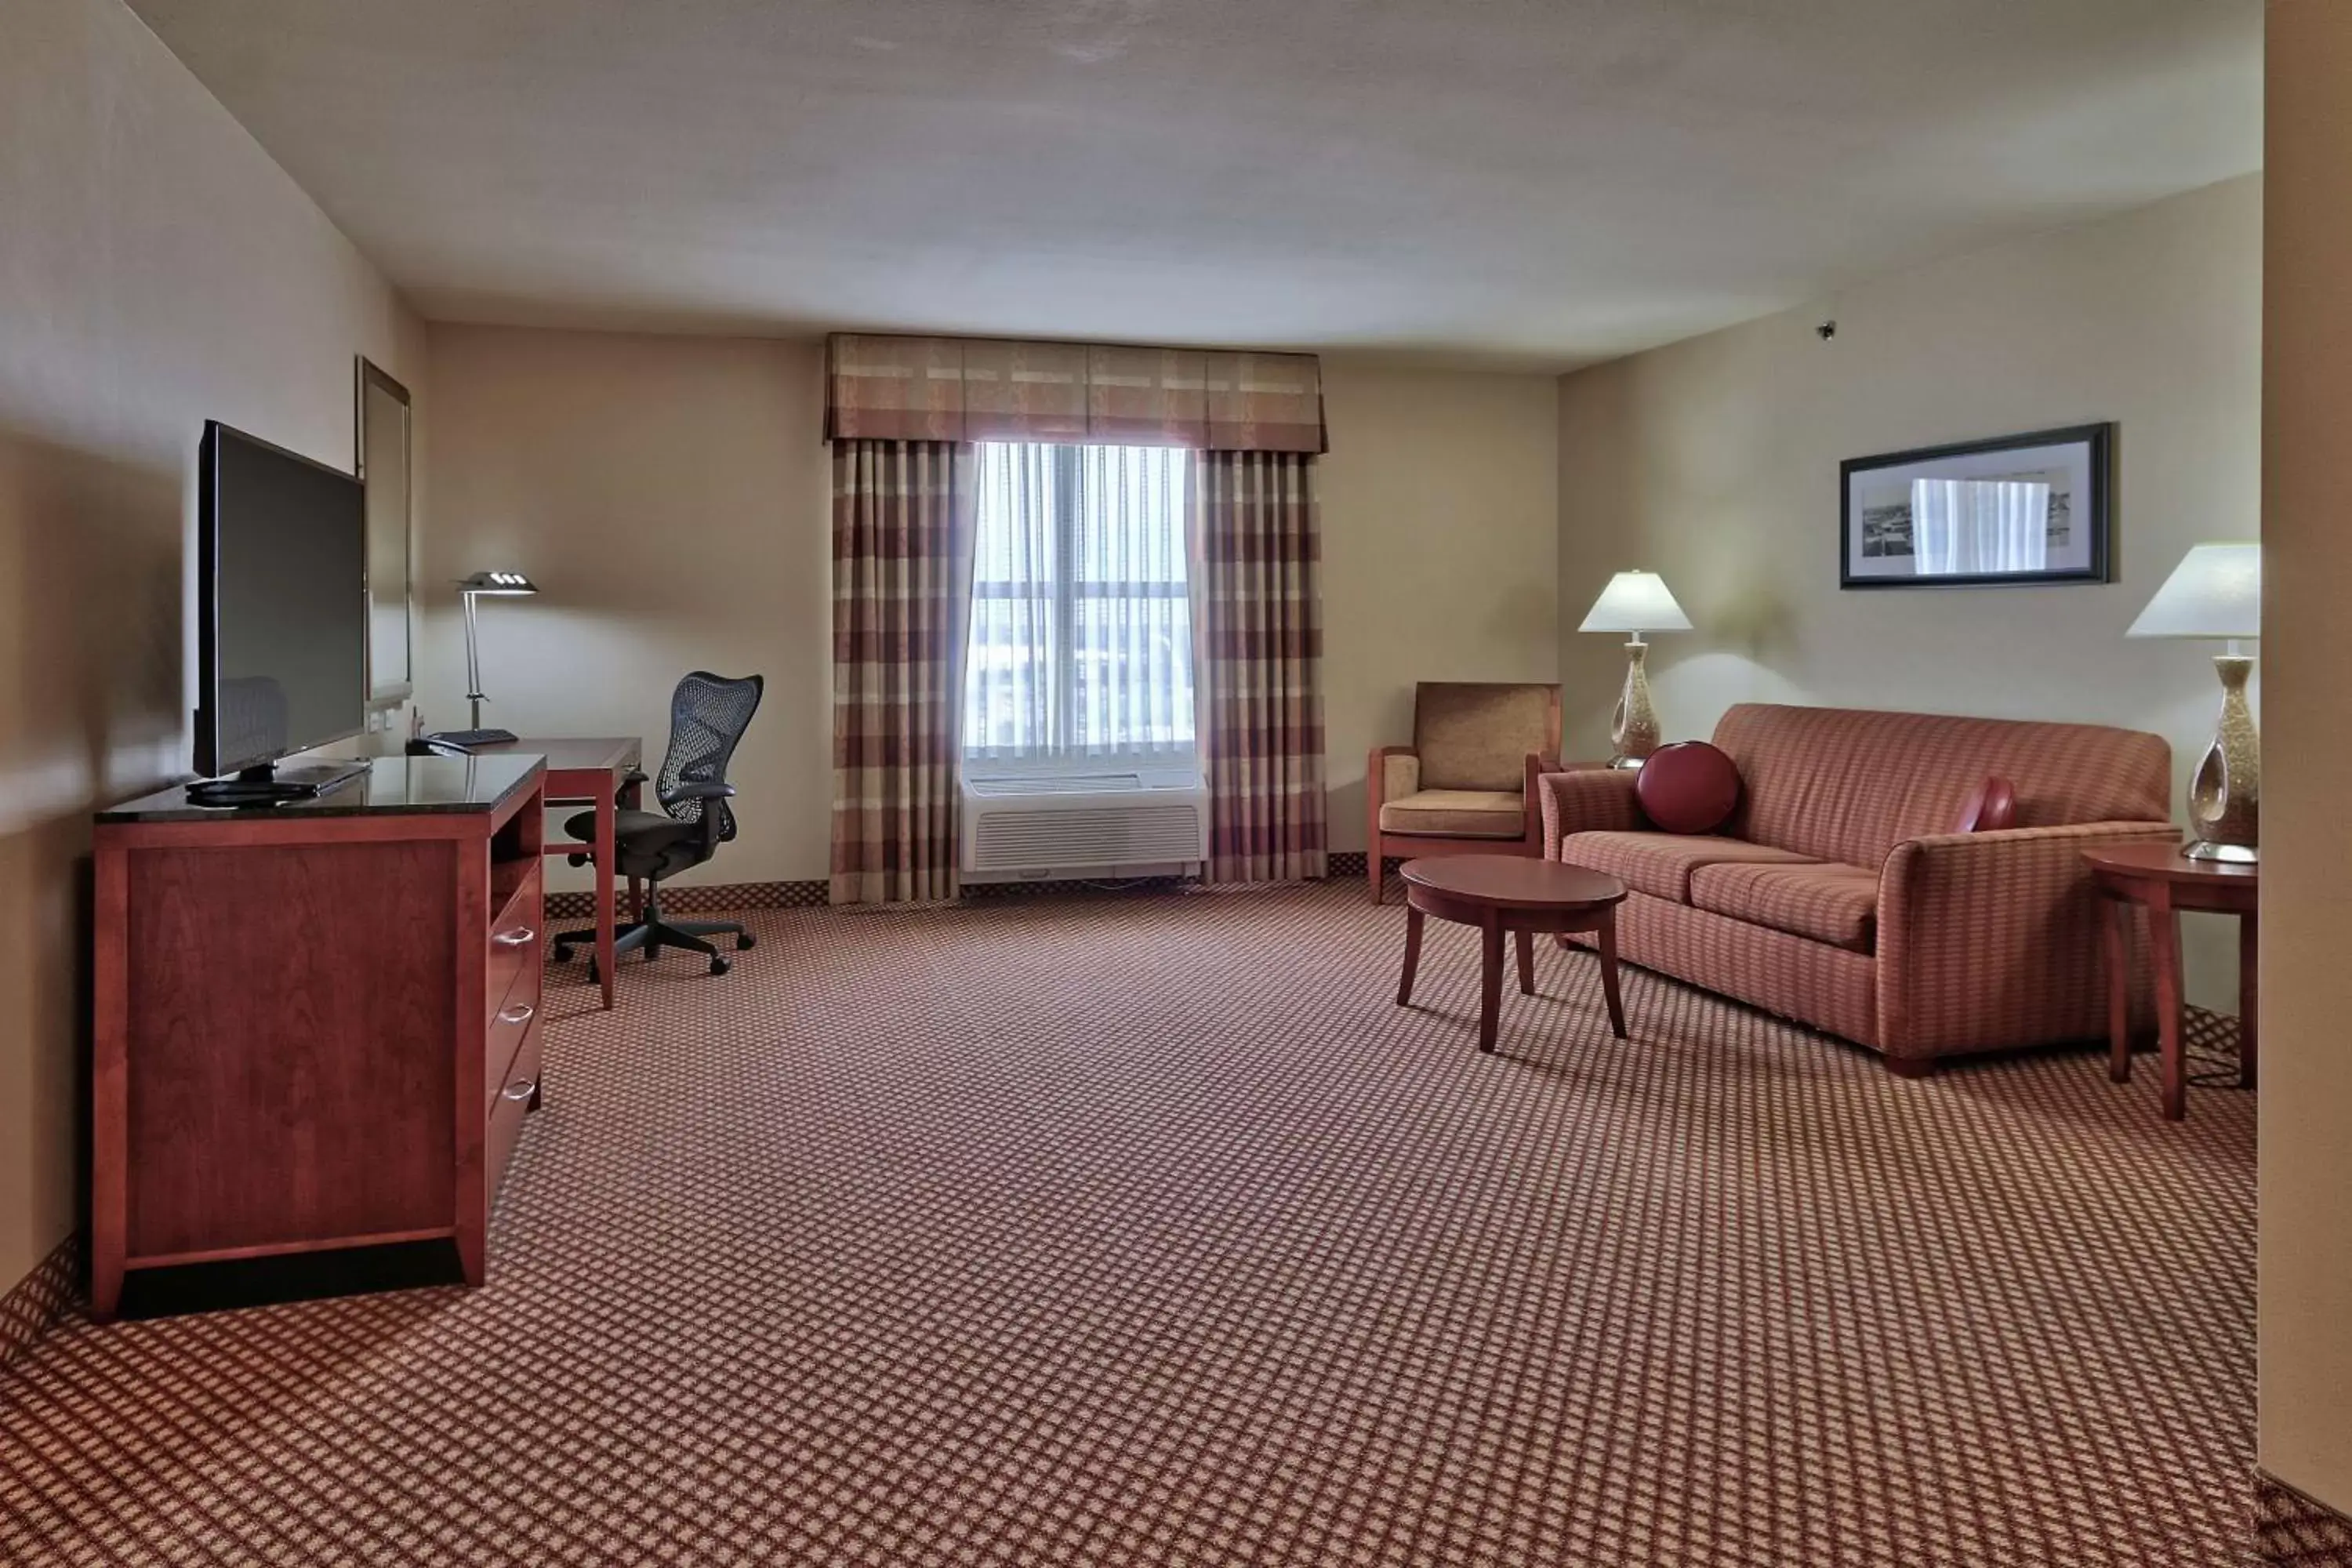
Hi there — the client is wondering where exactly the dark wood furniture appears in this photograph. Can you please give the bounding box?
[1396,855,1630,1053]
[1366,683,1572,904]
[2082,840,2257,1121]
[92,754,547,1319]
[472,736,642,1008]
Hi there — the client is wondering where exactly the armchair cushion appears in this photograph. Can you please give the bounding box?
[1378,789,1526,839]
[1414,683,1559,791]
[1557,830,1817,904]
[1690,860,1878,953]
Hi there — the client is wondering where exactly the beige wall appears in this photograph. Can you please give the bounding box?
[0,0,426,1290]
[1557,174,2262,1007]
[419,335,1561,884]
[1319,362,1561,850]
[417,326,832,891]
[2259,0,2352,1515]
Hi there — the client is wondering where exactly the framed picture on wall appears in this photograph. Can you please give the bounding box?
[1840,423,2113,590]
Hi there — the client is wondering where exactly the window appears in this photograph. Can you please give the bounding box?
[964,442,1195,763]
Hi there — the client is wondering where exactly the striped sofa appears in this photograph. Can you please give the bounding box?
[1540,703,2177,1075]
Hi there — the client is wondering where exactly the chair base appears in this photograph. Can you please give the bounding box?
[554,909,753,978]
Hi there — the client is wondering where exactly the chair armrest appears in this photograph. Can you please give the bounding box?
[1876,821,2180,1058]
[1537,768,1643,858]
[1367,747,1419,852]
[1367,746,1418,808]
[661,779,740,854]
[1520,752,1559,849]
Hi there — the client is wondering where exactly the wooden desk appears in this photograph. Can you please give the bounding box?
[476,737,643,1009]
[2083,841,2258,1121]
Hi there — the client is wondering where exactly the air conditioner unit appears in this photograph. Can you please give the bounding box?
[959,762,1209,884]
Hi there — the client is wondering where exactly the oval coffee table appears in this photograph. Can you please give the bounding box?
[1396,856,1630,1053]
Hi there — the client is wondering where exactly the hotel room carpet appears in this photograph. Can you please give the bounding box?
[0,882,2256,1566]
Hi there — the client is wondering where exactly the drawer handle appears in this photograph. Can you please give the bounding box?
[502,1079,538,1103]
[496,1003,535,1026]
[492,926,537,949]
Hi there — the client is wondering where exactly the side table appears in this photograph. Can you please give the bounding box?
[2082,841,2257,1120]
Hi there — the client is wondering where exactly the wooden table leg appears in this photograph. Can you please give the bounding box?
[1478,913,1504,1054]
[2103,898,2132,1083]
[1597,912,1628,1040]
[622,772,644,924]
[1515,928,1534,996]
[2238,909,2259,1089]
[1396,906,1425,1007]
[594,790,616,1010]
[2151,894,2184,1120]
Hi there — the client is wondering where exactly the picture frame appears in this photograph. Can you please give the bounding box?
[1840,423,2113,590]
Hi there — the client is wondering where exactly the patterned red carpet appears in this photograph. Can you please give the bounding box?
[0,882,2256,1566]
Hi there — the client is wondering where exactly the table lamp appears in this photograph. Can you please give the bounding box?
[1580,570,1692,768]
[2126,542,2260,861]
[459,570,538,731]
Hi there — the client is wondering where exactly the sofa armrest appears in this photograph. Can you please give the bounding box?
[1538,768,1644,858]
[1876,820,2180,1059]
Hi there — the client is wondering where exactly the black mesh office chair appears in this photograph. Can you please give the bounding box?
[552,671,764,978]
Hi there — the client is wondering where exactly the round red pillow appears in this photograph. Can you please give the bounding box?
[1635,741,1741,835]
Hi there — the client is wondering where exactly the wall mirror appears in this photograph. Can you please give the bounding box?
[357,358,413,703]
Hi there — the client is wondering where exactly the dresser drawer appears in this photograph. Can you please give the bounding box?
[485,858,544,1018]
[486,1017,543,1211]
[485,961,543,1113]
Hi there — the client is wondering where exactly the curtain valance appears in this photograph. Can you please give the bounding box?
[824,333,1327,454]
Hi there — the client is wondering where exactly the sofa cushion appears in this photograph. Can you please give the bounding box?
[1414,683,1557,791]
[1558,831,1818,904]
[1379,789,1526,839]
[1711,703,2170,868]
[1689,860,1879,953]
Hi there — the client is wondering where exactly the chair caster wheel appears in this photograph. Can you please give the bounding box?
[736,933,756,951]
[710,956,731,976]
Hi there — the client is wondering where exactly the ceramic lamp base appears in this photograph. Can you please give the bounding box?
[1610,638,1662,768]
[2185,652,2259,863]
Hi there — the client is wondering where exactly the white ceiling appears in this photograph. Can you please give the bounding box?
[129,0,2263,371]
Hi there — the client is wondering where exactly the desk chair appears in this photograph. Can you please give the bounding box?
[552,671,764,978]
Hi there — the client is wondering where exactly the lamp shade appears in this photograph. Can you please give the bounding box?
[2125,543,2259,640]
[459,570,539,596]
[1579,571,1692,634]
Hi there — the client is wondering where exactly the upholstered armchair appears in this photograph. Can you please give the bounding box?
[1366,682,1563,902]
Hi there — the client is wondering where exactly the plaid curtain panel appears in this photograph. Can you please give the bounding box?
[830,440,976,905]
[1196,450,1327,883]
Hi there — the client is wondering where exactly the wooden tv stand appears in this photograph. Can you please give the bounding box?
[90,754,548,1319]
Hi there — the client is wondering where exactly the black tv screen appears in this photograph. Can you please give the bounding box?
[195,422,367,779]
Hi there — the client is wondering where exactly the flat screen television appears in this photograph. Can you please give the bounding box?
[191,421,369,801]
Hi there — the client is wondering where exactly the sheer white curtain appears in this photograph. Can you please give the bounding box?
[964,442,1195,762]
[1911,478,2050,575]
